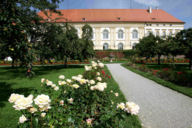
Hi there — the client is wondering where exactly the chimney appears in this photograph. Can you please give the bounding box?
[148,7,152,14]
[156,6,158,10]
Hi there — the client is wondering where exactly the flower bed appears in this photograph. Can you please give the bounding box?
[8,61,140,127]
[127,62,192,87]
[135,58,190,64]
[0,61,90,65]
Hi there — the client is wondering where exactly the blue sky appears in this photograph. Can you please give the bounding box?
[56,0,192,29]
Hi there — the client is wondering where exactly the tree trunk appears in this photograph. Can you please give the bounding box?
[64,58,68,68]
[12,57,15,69]
[26,62,33,77]
[158,54,161,65]
[189,58,192,70]
[172,55,174,60]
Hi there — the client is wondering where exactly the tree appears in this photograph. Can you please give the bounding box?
[177,28,192,70]
[155,36,165,65]
[0,0,63,76]
[135,32,157,60]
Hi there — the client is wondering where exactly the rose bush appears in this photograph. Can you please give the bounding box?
[8,61,140,127]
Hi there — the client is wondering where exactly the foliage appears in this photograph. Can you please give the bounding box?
[8,61,140,127]
[0,0,63,75]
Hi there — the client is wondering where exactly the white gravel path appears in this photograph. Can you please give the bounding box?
[106,64,192,128]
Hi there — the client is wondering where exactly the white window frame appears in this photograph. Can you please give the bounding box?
[103,30,108,39]
[103,43,108,50]
[118,43,123,50]
[132,30,138,38]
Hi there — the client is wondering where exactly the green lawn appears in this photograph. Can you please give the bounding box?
[0,65,141,128]
[122,63,192,98]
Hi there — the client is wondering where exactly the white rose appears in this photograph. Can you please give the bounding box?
[117,102,125,110]
[96,72,100,76]
[28,107,37,113]
[76,77,81,82]
[72,76,77,80]
[54,86,59,91]
[114,93,119,97]
[94,67,97,69]
[103,82,107,88]
[79,79,86,84]
[72,84,80,89]
[98,63,104,68]
[27,94,34,100]
[41,78,45,83]
[66,79,72,83]
[8,93,24,103]
[34,94,51,108]
[92,63,97,67]
[13,97,33,110]
[85,66,92,71]
[59,75,65,79]
[96,77,102,81]
[46,81,53,86]
[96,84,104,91]
[91,61,96,64]
[68,98,73,104]
[39,104,51,112]
[89,80,95,85]
[77,74,83,78]
[58,81,66,85]
[41,113,46,117]
[125,102,140,115]
[97,60,100,63]
[19,115,27,123]
[51,84,56,88]
[90,86,95,90]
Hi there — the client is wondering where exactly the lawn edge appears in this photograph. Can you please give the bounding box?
[121,64,192,98]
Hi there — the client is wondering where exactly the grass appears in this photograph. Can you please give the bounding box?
[0,65,141,128]
[121,63,192,98]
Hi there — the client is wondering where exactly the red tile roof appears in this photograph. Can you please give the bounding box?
[37,9,185,23]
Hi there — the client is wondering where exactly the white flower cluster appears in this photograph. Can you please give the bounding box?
[90,82,107,91]
[117,102,140,115]
[9,93,52,123]
[45,79,59,91]
[84,61,104,71]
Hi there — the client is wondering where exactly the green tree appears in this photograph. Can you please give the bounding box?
[177,28,192,70]
[0,0,63,76]
[135,32,157,60]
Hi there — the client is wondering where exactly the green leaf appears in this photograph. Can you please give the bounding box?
[48,119,55,126]
[32,117,39,127]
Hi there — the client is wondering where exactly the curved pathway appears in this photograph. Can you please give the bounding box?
[106,64,192,128]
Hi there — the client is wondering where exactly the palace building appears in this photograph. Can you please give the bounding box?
[37,7,185,50]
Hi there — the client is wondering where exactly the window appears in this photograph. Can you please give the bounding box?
[156,24,159,26]
[169,31,172,36]
[103,43,108,50]
[147,31,150,36]
[156,31,159,36]
[163,31,166,37]
[149,24,152,26]
[146,24,148,26]
[103,30,108,39]
[132,43,136,50]
[132,30,138,38]
[163,24,165,26]
[92,32,94,39]
[118,43,123,50]
[118,30,123,39]
[170,24,172,26]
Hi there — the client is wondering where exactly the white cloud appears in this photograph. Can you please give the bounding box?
[134,0,160,6]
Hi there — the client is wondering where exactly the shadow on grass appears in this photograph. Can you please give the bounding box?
[0,65,85,80]
[0,82,34,108]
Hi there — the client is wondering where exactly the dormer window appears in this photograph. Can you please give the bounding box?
[117,17,122,20]
[47,19,50,21]
[152,18,156,20]
[83,18,86,20]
